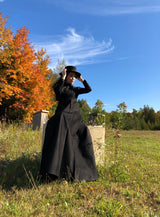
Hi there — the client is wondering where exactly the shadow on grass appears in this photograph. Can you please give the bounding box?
[0,152,42,190]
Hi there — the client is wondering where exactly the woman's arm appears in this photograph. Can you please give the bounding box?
[76,76,92,95]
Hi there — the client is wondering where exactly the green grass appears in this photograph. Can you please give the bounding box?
[0,125,160,216]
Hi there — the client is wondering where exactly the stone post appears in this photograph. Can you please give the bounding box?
[88,125,106,165]
[32,110,49,130]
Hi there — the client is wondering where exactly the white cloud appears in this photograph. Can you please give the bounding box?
[48,0,160,15]
[0,0,4,2]
[34,28,114,68]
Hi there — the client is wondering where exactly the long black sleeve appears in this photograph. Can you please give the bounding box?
[76,80,92,95]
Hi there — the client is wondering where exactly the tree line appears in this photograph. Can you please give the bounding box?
[50,98,160,131]
[1,13,160,130]
[77,100,160,130]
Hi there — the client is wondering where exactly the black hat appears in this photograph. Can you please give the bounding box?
[60,65,81,78]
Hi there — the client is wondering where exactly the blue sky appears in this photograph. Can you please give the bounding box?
[1,0,160,112]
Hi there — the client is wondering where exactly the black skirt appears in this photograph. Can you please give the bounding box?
[40,110,98,181]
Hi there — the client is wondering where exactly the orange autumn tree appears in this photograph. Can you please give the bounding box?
[0,13,55,122]
[0,22,36,121]
[24,49,55,122]
[8,26,36,120]
[0,13,13,108]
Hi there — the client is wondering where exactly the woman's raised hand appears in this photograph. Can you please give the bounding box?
[77,76,84,83]
[62,68,67,80]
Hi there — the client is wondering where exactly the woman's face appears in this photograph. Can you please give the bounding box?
[66,72,76,84]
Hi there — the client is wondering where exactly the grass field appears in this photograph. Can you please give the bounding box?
[0,124,160,216]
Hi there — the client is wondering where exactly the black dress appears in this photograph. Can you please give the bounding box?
[40,78,98,181]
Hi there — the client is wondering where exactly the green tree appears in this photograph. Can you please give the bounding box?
[92,99,104,114]
[140,118,149,130]
[77,99,91,124]
[138,105,156,130]
[104,112,112,129]
[130,109,141,130]
[110,111,119,129]
[91,99,105,125]
[140,105,156,124]
[116,102,127,129]
[154,111,160,130]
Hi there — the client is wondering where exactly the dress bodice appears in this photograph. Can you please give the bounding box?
[53,78,91,113]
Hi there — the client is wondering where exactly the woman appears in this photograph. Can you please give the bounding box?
[40,66,98,182]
